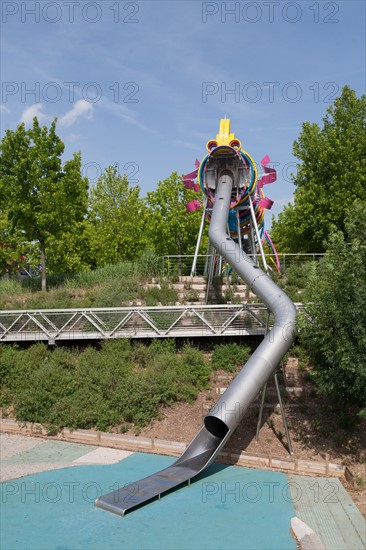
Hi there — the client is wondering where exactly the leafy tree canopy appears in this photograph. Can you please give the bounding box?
[86,165,146,267]
[146,171,207,259]
[272,86,366,252]
[0,208,25,275]
[0,118,89,289]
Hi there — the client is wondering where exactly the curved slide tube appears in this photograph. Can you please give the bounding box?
[95,174,297,517]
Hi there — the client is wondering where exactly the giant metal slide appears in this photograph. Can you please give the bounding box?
[95,120,297,516]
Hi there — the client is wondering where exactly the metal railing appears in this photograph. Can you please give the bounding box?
[0,304,304,344]
[161,253,324,277]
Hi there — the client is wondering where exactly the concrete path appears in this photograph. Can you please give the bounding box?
[0,433,132,481]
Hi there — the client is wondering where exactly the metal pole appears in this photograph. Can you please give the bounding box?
[217,254,223,277]
[236,209,242,251]
[274,371,293,455]
[256,308,271,440]
[225,263,232,302]
[205,248,215,304]
[256,382,267,441]
[190,200,207,277]
[249,225,257,264]
[204,241,211,277]
[249,195,268,272]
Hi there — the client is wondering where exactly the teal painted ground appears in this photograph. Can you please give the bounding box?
[1,453,296,550]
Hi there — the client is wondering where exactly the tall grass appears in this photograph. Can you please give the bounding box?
[68,261,139,289]
[0,252,175,310]
[0,278,24,298]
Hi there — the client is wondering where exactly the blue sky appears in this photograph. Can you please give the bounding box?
[1,0,365,222]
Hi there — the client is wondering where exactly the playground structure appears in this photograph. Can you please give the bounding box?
[96,119,297,516]
[185,118,281,281]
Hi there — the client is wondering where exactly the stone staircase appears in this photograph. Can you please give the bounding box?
[146,276,256,305]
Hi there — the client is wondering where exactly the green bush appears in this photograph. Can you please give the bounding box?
[299,202,366,418]
[211,343,251,372]
[185,289,199,302]
[0,340,212,432]
[143,281,178,306]
[270,261,316,301]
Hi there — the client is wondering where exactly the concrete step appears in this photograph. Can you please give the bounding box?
[179,276,206,283]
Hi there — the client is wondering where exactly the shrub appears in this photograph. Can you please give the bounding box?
[211,343,251,372]
[185,290,199,302]
[143,281,178,306]
[0,339,212,432]
[299,202,366,418]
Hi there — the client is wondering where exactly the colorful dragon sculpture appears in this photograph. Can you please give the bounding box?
[184,119,280,272]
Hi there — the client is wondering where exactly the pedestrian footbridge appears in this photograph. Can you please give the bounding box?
[0,304,303,345]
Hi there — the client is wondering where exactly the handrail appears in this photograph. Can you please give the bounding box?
[0,303,304,344]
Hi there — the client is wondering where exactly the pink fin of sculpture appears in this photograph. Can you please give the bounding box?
[259,197,274,209]
[186,200,201,212]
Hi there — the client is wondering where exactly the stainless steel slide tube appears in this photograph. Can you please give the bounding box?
[204,173,297,438]
[95,171,297,516]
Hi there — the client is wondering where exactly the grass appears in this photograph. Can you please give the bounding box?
[0,254,179,310]
[0,278,24,296]
[144,281,178,306]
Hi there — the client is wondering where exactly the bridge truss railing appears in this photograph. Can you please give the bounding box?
[0,304,304,345]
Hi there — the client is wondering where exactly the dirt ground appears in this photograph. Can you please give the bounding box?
[126,357,366,517]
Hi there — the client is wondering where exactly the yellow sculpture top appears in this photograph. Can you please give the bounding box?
[206,118,241,152]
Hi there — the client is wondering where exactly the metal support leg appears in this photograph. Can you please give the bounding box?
[225,264,232,302]
[256,309,271,440]
[217,254,223,277]
[204,241,211,277]
[190,200,207,277]
[256,382,267,441]
[205,249,215,304]
[248,225,257,264]
[274,371,293,455]
[249,195,268,272]
[236,209,242,251]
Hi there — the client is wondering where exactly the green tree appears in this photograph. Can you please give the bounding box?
[86,165,146,266]
[0,208,24,275]
[46,220,92,274]
[146,171,207,265]
[0,118,89,290]
[272,86,366,252]
[299,200,366,417]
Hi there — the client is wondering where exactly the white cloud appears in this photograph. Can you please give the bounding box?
[64,133,81,143]
[100,99,159,135]
[18,100,93,130]
[20,103,51,125]
[1,104,10,113]
[59,99,93,127]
